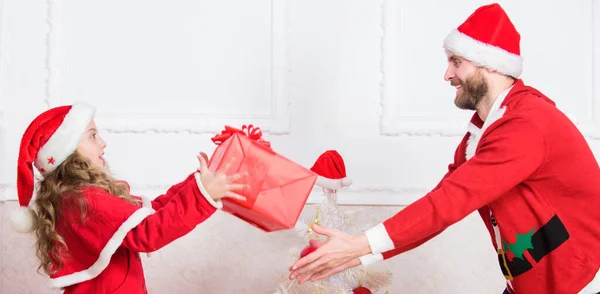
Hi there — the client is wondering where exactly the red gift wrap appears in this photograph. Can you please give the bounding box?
[208,125,317,232]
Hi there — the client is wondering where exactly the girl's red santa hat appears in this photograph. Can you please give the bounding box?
[310,150,352,190]
[443,3,523,78]
[11,103,95,233]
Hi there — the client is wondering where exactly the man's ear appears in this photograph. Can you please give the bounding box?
[484,67,502,76]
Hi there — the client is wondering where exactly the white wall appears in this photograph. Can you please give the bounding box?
[1,0,598,293]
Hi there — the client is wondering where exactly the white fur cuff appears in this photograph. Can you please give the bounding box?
[193,172,223,209]
[358,253,384,267]
[140,195,153,210]
[365,223,395,254]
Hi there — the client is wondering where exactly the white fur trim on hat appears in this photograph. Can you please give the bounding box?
[10,206,37,233]
[34,103,95,174]
[314,176,353,190]
[443,29,523,78]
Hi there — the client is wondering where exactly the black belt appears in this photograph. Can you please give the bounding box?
[497,214,570,279]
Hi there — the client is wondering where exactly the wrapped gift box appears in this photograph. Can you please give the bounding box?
[208,125,317,232]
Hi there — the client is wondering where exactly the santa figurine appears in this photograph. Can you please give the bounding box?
[304,150,353,238]
[276,150,390,294]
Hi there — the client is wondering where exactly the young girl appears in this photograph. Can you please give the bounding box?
[10,102,246,293]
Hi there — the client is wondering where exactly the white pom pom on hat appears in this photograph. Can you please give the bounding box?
[10,206,37,233]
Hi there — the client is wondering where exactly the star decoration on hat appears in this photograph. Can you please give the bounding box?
[47,157,55,165]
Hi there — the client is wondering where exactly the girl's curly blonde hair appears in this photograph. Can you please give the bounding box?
[33,152,138,275]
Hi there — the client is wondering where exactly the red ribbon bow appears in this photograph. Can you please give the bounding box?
[211,124,271,148]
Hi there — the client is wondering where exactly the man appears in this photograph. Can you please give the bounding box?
[289,3,600,293]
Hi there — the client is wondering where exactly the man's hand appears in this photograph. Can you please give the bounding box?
[288,224,371,283]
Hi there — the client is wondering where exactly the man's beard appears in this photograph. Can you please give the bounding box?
[451,71,488,110]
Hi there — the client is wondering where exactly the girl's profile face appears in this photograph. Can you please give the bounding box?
[76,120,107,170]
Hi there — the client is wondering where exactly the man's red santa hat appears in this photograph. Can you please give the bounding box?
[11,103,96,233]
[310,150,352,190]
[443,3,523,78]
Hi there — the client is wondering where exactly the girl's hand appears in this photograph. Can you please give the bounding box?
[197,153,247,202]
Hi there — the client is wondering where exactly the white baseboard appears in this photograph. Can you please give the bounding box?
[0,184,427,206]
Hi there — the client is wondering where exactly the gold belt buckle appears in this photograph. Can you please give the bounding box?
[498,248,514,281]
